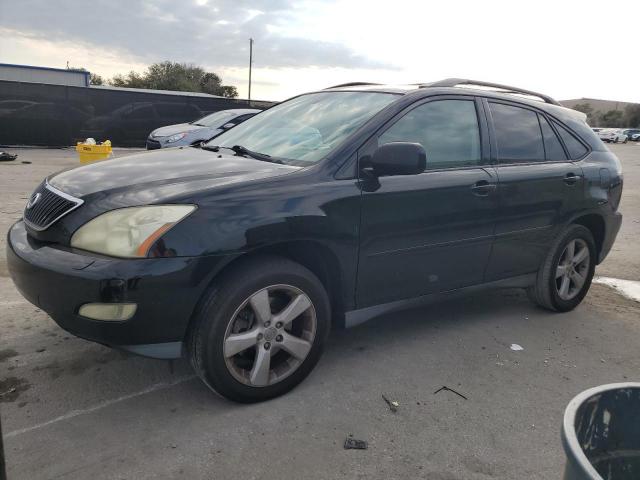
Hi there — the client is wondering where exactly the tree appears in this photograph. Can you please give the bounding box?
[624,104,640,128]
[111,71,149,89]
[89,73,104,85]
[572,102,599,126]
[108,61,238,98]
[67,66,104,86]
[601,109,624,127]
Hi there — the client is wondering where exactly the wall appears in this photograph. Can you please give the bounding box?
[0,80,274,147]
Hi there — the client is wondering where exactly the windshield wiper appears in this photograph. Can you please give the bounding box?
[230,145,284,164]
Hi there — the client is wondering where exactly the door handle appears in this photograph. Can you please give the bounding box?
[563,173,582,185]
[470,180,497,196]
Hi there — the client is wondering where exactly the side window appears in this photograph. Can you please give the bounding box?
[378,99,481,170]
[489,102,544,163]
[538,115,567,161]
[552,120,588,159]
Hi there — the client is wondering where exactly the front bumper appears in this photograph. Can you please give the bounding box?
[7,221,231,358]
[146,138,162,150]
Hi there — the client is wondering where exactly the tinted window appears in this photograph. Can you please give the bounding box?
[553,120,588,159]
[489,102,544,163]
[538,115,567,161]
[379,99,481,169]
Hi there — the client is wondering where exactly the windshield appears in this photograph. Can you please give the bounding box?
[193,110,235,127]
[206,91,399,164]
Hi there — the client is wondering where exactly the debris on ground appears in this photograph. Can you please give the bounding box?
[0,151,17,161]
[0,387,17,398]
[510,343,524,351]
[381,394,399,413]
[434,385,468,400]
[344,437,368,450]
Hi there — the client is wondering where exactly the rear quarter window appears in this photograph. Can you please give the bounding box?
[552,120,588,159]
[538,115,567,161]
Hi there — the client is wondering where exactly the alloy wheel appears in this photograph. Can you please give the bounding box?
[555,239,590,301]
[223,284,317,387]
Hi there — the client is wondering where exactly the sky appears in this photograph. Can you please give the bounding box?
[0,0,637,103]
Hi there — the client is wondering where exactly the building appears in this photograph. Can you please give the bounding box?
[0,63,90,87]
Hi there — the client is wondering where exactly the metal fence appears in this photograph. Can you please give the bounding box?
[0,80,274,147]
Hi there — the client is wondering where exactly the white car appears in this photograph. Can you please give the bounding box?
[597,128,628,143]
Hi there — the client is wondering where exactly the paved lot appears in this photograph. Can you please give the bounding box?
[1,144,639,479]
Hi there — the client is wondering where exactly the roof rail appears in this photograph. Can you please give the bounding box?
[324,82,381,89]
[421,78,561,106]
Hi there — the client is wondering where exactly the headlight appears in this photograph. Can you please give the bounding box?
[166,132,188,143]
[71,205,196,258]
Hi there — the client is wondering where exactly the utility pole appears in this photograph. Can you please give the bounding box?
[248,38,253,105]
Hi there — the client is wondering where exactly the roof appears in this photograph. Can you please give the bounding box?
[0,62,90,76]
[326,78,562,106]
[324,78,588,121]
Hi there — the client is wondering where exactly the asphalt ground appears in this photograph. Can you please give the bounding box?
[1,143,639,479]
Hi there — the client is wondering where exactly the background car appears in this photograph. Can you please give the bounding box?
[146,108,260,149]
[623,128,640,141]
[597,128,628,143]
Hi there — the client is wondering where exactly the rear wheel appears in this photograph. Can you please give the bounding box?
[527,225,596,312]
[187,256,330,402]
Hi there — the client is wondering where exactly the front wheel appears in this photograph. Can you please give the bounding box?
[527,225,596,312]
[187,256,330,403]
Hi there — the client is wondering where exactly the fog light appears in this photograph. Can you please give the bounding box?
[78,303,137,321]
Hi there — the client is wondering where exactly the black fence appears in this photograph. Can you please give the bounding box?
[0,80,274,147]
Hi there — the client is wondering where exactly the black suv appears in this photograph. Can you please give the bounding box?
[7,79,623,402]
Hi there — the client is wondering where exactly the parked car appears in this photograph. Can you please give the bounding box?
[146,109,260,149]
[623,128,640,141]
[597,128,627,143]
[7,79,623,402]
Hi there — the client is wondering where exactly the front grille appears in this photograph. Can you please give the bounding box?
[23,182,83,231]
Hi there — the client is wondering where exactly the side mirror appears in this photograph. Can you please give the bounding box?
[221,122,235,130]
[370,142,426,176]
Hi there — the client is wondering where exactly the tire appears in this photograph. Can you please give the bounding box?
[187,255,331,403]
[527,225,596,312]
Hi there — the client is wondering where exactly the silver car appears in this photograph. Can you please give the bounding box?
[146,108,260,149]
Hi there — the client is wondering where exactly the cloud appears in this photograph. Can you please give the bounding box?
[0,0,392,70]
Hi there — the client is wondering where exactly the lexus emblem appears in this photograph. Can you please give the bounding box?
[26,192,41,209]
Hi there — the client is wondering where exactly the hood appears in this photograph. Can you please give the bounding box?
[151,123,209,137]
[49,147,299,199]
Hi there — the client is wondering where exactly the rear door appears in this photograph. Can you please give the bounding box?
[356,96,499,307]
[483,100,586,281]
